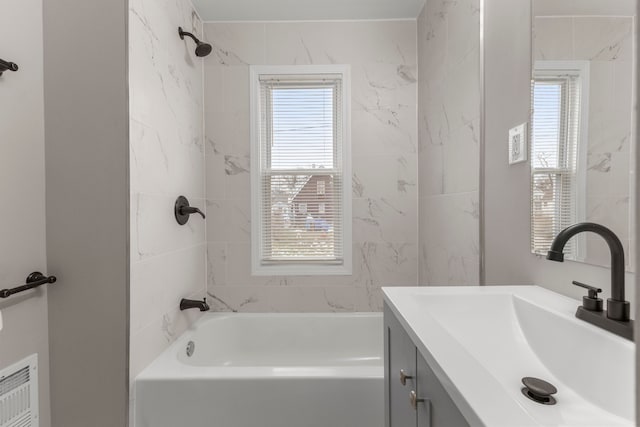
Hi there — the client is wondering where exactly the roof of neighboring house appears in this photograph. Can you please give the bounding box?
[289,176,312,203]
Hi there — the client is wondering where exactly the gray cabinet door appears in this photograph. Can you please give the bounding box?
[384,304,417,427]
[416,353,469,427]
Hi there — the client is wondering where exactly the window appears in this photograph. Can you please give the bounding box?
[317,180,326,195]
[250,65,351,275]
[531,61,588,258]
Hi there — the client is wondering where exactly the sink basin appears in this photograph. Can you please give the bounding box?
[383,286,634,426]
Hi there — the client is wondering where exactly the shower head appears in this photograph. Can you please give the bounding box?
[178,27,212,57]
[195,41,213,57]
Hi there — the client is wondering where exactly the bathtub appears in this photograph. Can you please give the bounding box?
[134,312,384,427]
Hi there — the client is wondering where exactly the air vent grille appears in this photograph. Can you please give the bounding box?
[0,354,38,427]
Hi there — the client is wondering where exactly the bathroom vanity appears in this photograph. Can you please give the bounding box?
[383,286,634,427]
[385,303,469,426]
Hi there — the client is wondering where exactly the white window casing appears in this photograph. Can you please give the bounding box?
[250,65,352,276]
[531,61,589,259]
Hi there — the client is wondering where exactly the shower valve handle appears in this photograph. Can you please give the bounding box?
[175,195,205,225]
[180,206,205,219]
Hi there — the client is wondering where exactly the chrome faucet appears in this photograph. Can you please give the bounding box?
[180,297,210,312]
[546,222,633,340]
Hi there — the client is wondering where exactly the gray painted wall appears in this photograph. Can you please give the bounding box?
[483,0,537,287]
[0,0,50,425]
[483,0,636,308]
[43,0,130,425]
[636,0,639,420]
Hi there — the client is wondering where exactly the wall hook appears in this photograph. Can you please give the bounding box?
[0,58,18,77]
[175,195,205,225]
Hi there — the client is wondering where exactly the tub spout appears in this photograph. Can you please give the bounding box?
[180,298,210,312]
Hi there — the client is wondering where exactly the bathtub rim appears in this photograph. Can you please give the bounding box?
[135,311,384,382]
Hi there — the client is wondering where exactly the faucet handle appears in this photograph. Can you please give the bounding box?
[572,281,603,312]
[572,281,602,297]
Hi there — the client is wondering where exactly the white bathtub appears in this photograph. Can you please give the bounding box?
[134,312,384,427]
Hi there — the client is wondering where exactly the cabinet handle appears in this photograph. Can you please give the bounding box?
[400,369,413,386]
[409,390,425,410]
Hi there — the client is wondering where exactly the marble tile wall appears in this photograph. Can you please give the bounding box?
[417,0,481,285]
[204,21,418,312]
[534,16,635,270]
[129,0,205,382]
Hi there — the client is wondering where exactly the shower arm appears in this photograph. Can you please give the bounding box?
[178,28,198,43]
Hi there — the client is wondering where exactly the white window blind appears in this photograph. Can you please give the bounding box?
[531,68,583,257]
[250,66,351,275]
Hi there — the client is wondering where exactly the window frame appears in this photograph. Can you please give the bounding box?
[249,65,352,276]
[530,60,589,259]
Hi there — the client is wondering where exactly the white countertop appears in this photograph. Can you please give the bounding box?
[382,285,634,427]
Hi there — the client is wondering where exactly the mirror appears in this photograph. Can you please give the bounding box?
[530,0,636,271]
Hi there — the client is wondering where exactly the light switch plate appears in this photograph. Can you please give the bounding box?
[508,123,527,165]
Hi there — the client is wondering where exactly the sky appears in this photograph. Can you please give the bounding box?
[270,86,335,170]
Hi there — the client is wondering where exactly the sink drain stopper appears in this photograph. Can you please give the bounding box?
[521,377,557,405]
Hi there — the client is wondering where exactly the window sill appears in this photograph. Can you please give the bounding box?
[251,262,352,277]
